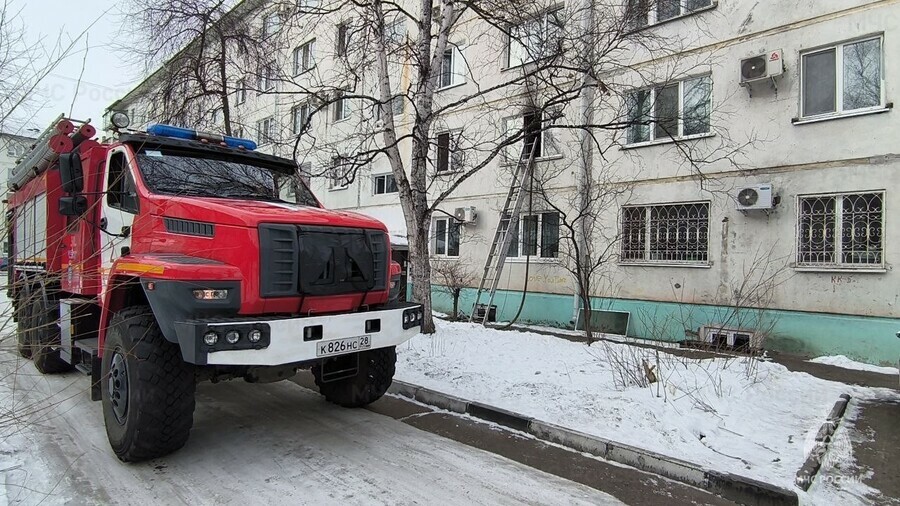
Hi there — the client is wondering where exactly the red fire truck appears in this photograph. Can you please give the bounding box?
[7,114,422,462]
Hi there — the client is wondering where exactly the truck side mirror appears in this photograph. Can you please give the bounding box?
[59,195,88,216]
[59,152,84,193]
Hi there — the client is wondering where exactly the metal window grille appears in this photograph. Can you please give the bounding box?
[798,192,883,267]
[621,202,709,263]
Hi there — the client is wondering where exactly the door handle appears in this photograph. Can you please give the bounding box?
[99,217,107,230]
[120,226,131,238]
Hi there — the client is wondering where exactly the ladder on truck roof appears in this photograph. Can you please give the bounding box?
[8,114,94,191]
[469,142,539,325]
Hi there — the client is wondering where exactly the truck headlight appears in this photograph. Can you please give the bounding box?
[248,330,262,343]
[203,331,219,345]
[225,330,241,344]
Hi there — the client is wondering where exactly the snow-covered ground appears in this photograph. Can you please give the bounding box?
[808,355,899,376]
[395,320,899,500]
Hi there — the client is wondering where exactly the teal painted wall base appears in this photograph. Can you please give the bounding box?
[428,286,900,367]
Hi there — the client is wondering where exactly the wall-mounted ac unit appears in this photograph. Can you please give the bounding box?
[700,325,763,350]
[453,206,477,224]
[735,183,774,211]
[740,50,784,84]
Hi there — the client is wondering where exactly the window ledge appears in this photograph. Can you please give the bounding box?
[434,169,464,177]
[333,117,352,124]
[437,81,466,92]
[506,257,559,264]
[793,266,887,273]
[626,2,718,34]
[792,105,891,125]
[619,261,711,268]
[327,186,349,192]
[621,132,715,150]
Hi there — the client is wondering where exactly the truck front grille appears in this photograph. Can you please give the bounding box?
[258,224,388,298]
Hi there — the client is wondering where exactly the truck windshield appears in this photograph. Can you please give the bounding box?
[135,148,318,206]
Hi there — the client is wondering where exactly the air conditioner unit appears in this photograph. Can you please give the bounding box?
[453,206,477,224]
[700,325,764,351]
[740,49,784,84]
[735,183,774,211]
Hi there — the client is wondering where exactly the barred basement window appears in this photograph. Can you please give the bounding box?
[797,192,883,267]
[620,202,709,264]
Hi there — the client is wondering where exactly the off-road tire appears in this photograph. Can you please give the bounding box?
[15,289,33,359]
[313,346,396,408]
[32,295,73,374]
[101,305,196,462]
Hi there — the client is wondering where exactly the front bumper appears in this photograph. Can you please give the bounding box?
[173,302,423,366]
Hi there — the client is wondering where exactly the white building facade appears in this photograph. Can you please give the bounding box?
[109,0,900,365]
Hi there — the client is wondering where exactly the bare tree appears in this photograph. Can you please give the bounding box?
[430,258,475,320]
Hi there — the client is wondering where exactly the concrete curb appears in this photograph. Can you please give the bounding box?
[388,380,798,506]
[795,393,852,491]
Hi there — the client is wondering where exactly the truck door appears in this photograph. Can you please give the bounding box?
[100,147,140,293]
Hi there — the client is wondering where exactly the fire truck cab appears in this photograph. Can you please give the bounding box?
[8,117,422,462]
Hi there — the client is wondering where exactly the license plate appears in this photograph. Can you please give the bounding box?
[316,335,372,357]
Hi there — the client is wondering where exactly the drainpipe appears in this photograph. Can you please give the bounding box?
[573,0,596,323]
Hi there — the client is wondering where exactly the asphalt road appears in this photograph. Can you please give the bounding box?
[2,362,621,505]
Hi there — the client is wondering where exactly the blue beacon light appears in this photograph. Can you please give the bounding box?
[147,124,258,151]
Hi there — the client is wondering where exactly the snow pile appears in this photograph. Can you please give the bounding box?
[395,321,888,489]
[809,355,898,376]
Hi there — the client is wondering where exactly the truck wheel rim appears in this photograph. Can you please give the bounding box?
[109,352,129,424]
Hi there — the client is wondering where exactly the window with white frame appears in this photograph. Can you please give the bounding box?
[501,110,561,162]
[262,12,281,39]
[433,217,460,257]
[626,0,712,29]
[373,173,398,195]
[298,0,320,10]
[439,47,465,88]
[797,191,883,267]
[292,103,310,135]
[258,63,276,92]
[385,17,407,45]
[434,131,463,173]
[328,157,350,189]
[293,39,316,75]
[506,211,560,259]
[620,202,709,264]
[626,75,711,144]
[506,8,563,68]
[236,79,247,105]
[255,117,276,145]
[336,22,350,56]
[333,92,351,121]
[375,95,404,119]
[800,36,883,119]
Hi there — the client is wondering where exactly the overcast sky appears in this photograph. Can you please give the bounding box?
[14,0,138,135]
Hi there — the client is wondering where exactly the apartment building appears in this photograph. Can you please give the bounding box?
[108,0,899,365]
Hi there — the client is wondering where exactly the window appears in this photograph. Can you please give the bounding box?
[328,157,350,189]
[502,110,561,162]
[337,22,350,56]
[107,152,139,212]
[262,12,281,39]
[236,79,247,105]
[385,18,407,44]
[439,48,464,88]
[434,132,463,173]
[801,36,883,119]
[506,212,559,258]
[797,192,883,268]
[258,63,276,92]
[293,39,316,75]
[620,202,709,264]
[506,9,563,67]
[298,0,320,10]
[256,117,276,145]
[627,0,712,29]
[375,95,404,119]
[334,92,351,121]
[373,173,398,195]
[433,217,460,257]
[626,75,711,144]
[292,103,310,135]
